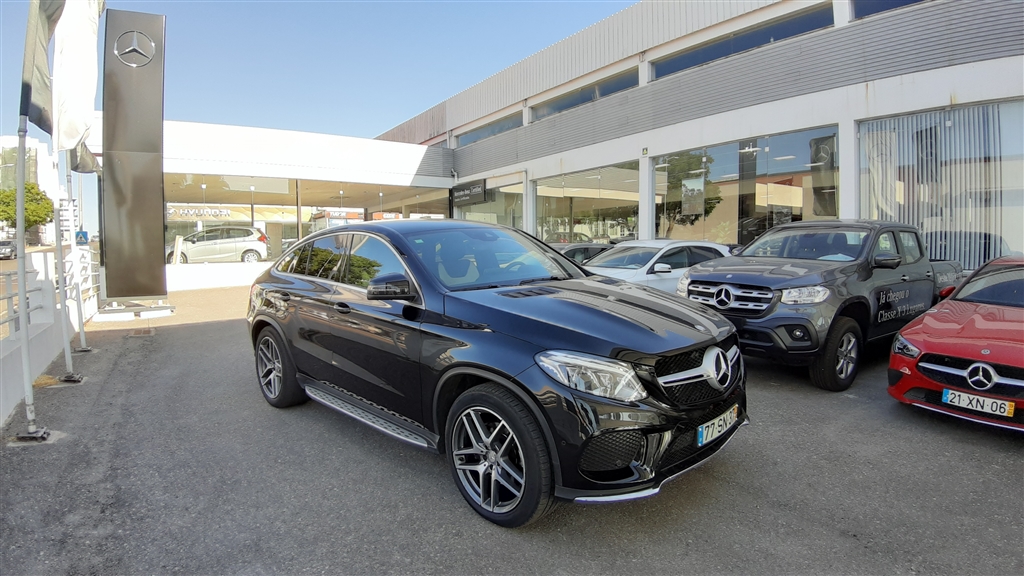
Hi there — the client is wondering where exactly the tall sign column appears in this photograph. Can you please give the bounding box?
[101,10,166,298]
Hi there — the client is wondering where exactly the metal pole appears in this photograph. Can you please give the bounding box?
[15,114,43,437]
[54,150,80,381]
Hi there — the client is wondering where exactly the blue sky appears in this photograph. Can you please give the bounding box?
[2,0,634,139]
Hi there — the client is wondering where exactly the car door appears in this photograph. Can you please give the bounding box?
[645,246,690,292]
[867,230,911,338]
[328,232,423,422]
[187,229,223,262]
[274,234,350,383]
[894,230,934,320]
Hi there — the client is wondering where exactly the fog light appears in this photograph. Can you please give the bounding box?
[792,328,805,339]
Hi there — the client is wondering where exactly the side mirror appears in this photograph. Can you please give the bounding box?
[730,246,744,256]
[189,238,197,244]
[938,285,956,299]
[652,263,672,274]
[873,253,902,269]
[367,272,416,301]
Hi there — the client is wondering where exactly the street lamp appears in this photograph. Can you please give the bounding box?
[250,185,256,226]
[338,189,343,208]
[379,190,384,216]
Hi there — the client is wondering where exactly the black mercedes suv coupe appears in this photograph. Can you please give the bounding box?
[247,220,747,527]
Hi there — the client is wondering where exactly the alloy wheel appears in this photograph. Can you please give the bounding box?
[451,406,526,514]
[835,332,858,380]
[257,336,283,398]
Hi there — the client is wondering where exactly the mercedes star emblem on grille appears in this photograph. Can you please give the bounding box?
[114,30,155,68]
[713,286,734,309]
[966,362,997,391]
[711,348,731,389]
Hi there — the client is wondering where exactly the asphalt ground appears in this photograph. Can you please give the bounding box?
[1,286,1021,575]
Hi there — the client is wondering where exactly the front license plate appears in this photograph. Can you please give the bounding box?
[697,405,739,447]
[942,389,1015,417]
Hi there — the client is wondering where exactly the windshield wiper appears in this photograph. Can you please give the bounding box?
[519,276,567,286]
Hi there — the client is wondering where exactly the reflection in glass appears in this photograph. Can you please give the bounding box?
[460,184,523,229]
[537,161,640,244]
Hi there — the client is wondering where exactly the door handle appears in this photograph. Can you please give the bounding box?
[900,275,909,282]
[925,270,933,278]
[333,302,351,314]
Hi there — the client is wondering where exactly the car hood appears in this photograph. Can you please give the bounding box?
[901,300,1024,365]
[688,256,856,289]
[443,277,733,362]
[582,267,642,281]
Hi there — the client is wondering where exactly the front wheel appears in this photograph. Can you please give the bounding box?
[241,250,260,263]
[445,384,555,528]
[809,317,862,392]
[255,327,306,407]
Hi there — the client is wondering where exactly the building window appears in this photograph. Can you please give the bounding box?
[456,113,523,147]
[536,161,640,244]
[532,69,639,122]
[652,4,833,80]
[852,0,929,20]
[654,126,840,245]
[860,100,1024,270]
[459,183,524,229]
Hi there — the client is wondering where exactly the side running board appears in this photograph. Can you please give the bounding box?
[304,383,439,452]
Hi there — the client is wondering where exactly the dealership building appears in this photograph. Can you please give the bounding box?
[89,0,1023,271]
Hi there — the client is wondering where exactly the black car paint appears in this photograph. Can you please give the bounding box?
[685,220,963,364]
[249,220,747,499]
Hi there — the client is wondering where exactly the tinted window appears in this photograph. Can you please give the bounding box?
[899,231,923,263]
[309,234,349,280]
[275,247,300,273]
[533,69,639,121]
[290,243,314,276]
[874,232,898,257]
[852,0,926,19]
[457,113,524,147]
[689,246,723,264]
[955,263,1024,308]
[587,246,660,269]
[344,234,405,288]
[655,247,690,269]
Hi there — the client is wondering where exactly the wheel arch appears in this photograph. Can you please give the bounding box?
[432,366,563,487]
[250,315,285,348]
[834,297,870,339]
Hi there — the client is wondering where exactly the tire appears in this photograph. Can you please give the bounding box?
[255,327,306,408]
[242,250,260,263]
[445,384,555,528]
[809,317,862,392]
[166,253,187,264]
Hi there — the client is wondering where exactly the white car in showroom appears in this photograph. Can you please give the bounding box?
[584,239,731,293]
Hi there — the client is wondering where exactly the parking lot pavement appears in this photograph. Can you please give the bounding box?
[2,286,1021,575]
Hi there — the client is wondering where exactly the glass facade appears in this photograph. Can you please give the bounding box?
[653,126,840,245]
[460,183,523,229]
[861,100,1024,270]
[456,113,524,147]
[537,161,640,244]
[532,69,639,122]
[852,0,928,20]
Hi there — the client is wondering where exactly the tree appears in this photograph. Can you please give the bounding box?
[0,182,54,231]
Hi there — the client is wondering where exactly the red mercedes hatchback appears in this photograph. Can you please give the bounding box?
[888,256,1024,431]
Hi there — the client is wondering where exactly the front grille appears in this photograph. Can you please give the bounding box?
[917,355,1024,400]
[906,388,1024,424]
[579,430,644,472]
[663,355,741,406]
[688,282,774,315]
[655,346,706,377]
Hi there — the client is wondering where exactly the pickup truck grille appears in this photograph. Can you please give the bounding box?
[688,282,774,314]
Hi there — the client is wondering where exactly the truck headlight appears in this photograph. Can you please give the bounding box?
[677,268,691,297]
[781,285,830,304]
[536,351,648,402]
[892,334,921,359]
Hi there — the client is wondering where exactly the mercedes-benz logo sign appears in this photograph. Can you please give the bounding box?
[114,31,155,68]
[966,362,997,391]
[702,346,732,390]
[713,286,734,309]
[814,144,831,164]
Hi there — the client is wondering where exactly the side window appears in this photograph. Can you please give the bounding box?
[308,234,349,280]
[275,247,299,273]
[873,232,898,257]
[688,246,723,265]
[655,247,690,270]
[226,228,250,240]
[899,231,923,263]
[290,243,315,276]
[198,230,221,243]
[343,234,405,289]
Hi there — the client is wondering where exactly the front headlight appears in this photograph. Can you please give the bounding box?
[892,334,921,359]
[677,268,691,297]
[781,285,830,304]
[535,351,648,402]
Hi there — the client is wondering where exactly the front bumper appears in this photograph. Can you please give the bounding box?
[722,307,834,366]
[516,359,749,501]
[888,353,1024,431]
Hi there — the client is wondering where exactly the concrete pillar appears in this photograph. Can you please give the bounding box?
[838,118,859,219]
[833,0,853,28]
[522,171,536,236]
[522,103,531,126]
[638,155,655,240]
[265,222,283,257]
[638,53,651,86]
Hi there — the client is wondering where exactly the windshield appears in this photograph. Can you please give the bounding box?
[0,240,13,247]
[402,226,581,290]
[585,246,659,269]
[742,229,868,261]
[955,263,1024,308]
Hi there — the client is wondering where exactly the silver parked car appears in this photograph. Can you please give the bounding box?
[166,226,269,264]
[584,239,730,293]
